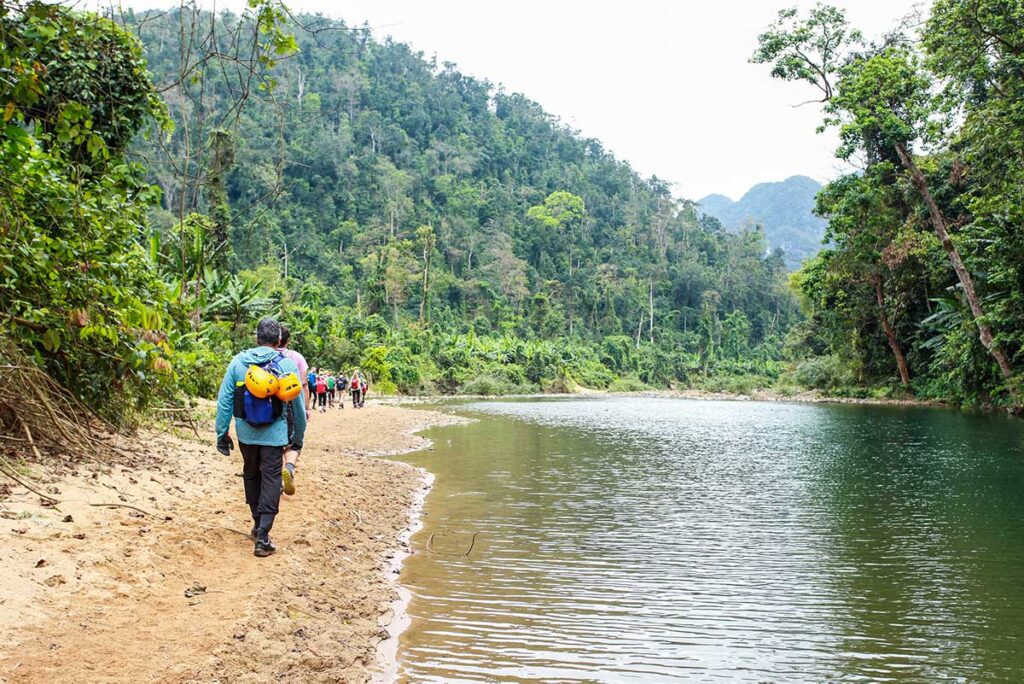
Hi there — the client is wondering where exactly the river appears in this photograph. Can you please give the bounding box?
[393,397,1024,682]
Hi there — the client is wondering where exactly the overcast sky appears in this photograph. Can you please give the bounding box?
[113,0,927,200]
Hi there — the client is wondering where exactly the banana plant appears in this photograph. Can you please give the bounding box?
[205,274,272,331]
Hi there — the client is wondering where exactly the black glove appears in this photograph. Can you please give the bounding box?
[216,433,234,456]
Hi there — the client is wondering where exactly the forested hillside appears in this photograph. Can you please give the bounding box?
[5,0,1021,426]
[699,175,827,269]
[124,8,798,396]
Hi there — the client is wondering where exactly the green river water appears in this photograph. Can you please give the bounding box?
[393,397,1024,682]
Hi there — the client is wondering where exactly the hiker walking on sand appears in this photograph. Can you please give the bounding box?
[349,371,363,409]
[358,371,368,407]
[315,372,328,412]
[276,325,307,494]
[326,371,336,409]
[336,371,348,409]
[215,317,306,558]
[307,368,317,409]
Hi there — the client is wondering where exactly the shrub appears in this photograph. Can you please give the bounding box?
[384,345,421,392]
[697,374,767,395]
[371,378,398,395]
[609,376,647,392]
[360,345,395,391]
[542,375,573,394]
[0,9,172,425]
[771,381,802,397]
[461,374,515,396]
[569,358,615,389]
[793,355,856,392]
[600,335,634,372]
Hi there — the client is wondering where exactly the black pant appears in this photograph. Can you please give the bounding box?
[351,388,362,407]
[239,442,284,541]
[317,392,326,407]
[285,403,295,446]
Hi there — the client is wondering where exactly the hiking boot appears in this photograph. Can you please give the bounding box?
[254,538,277,557]
[282,465,295,496]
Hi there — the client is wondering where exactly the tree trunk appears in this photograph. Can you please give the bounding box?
[894,143,1014,381]
[648,279,654,344]
[874,274,910,388]
[420,243,431,324]
[567,245,574,337]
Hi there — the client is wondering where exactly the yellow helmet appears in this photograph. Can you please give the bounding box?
[245,364,280,398]
[276,372,302,402]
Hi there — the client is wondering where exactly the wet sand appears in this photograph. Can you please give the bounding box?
[0,402,463,683]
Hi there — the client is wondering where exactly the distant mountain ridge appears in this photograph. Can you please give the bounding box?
[698,175,827,270]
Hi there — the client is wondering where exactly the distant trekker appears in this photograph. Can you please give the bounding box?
[349,371,363,409]
[358,371,368,407]
[315,373,328,412]
[276,325,307,495]
[306,368,317,408]
[337,371,348,409]
[215,317,306,558]
[326,372,336,408]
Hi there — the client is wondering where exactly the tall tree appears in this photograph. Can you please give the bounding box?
[525,191,586,335]
[814,169,912,388]
[753,6,1016,390]
[416,224,436,324]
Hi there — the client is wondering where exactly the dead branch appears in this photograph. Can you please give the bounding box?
[88,503,161,517]
[21,419,43,462]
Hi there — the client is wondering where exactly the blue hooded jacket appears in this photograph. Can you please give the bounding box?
[215,346,307,447]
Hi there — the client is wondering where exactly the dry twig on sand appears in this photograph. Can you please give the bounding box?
[153,407,201,438]
[88,503,161,517]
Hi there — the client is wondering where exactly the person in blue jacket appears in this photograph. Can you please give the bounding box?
[306,368,317,409]
[215,317,307,557]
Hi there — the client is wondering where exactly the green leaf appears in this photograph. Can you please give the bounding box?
[4,124,32,147]
[42,328,61,352]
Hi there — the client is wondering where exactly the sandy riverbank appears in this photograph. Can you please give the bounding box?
[626,387,947,407]
[0,402,463,683]
[380,387,946,408]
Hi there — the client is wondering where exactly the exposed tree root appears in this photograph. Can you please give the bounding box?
[0,343,130,464]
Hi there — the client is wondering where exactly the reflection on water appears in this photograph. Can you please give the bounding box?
[394,398,1024,682]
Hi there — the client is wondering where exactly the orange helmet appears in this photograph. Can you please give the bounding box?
[276,373,302,402]
[245,364,280,398]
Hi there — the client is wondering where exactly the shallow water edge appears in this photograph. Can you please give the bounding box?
[371,408,473,683]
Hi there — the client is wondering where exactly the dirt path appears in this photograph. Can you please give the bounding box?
[0,403,462,683]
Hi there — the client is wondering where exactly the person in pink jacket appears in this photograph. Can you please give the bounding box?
[276,325,308,495]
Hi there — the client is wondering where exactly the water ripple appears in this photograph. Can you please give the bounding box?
[395,398,1024,682]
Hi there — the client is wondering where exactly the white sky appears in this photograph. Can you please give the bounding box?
[112,0,927,200]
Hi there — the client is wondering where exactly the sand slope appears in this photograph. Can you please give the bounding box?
[0,403,458,683]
